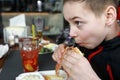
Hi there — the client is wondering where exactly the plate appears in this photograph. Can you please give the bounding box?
[16,70,69,80]
[39,70,68,80]
[16,72,45,80]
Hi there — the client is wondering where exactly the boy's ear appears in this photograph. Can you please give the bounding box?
[105,6,117,25]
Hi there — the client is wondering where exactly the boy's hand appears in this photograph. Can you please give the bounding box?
[52,44,66,63]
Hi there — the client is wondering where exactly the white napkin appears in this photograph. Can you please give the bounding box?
[0,44,9,58]
[9,14,26,26]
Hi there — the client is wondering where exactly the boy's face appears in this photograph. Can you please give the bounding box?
[63,2,108,49]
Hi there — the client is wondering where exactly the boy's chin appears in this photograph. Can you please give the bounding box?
[81,45,96,49]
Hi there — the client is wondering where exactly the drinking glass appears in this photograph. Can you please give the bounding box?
[19,37,39,72]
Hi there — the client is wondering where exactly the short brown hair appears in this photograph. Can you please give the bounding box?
[63,0,119,16]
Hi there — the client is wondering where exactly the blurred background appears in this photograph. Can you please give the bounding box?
[0,0,69,43]
[0,0,62,12]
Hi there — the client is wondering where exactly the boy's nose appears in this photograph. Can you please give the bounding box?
[69,27,77,37]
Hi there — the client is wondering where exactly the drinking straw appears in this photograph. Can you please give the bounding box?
[32,19,36,38]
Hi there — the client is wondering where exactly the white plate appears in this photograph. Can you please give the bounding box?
[39,70,68,80]
[16,72,45,80]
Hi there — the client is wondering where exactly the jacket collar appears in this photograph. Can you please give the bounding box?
[101,35,120,50]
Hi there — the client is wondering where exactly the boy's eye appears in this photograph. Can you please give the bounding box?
[74,21,81,26]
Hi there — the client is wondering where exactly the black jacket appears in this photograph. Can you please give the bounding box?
[80,35,120,80]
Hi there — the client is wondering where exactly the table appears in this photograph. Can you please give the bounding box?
[0,50,56,80]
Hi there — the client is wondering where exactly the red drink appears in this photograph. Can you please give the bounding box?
[20,49,39,72]
[19,38,39,72]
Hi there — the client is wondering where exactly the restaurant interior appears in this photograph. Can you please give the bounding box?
[0,0,70,80]
[1,0,120,80]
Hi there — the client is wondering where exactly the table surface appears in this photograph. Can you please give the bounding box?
[0,50,56,80]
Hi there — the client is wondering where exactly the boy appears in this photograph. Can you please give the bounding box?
[52,0,120,80]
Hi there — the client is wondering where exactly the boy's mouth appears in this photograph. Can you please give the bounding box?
[77,42,87,46]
